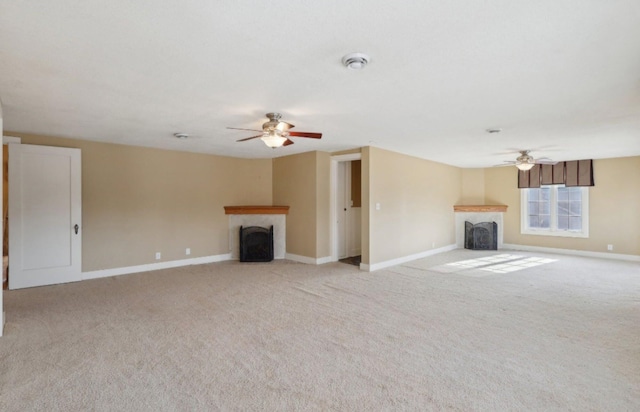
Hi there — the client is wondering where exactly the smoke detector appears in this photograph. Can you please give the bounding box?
[342,53,370,70]
[174,133,189,139]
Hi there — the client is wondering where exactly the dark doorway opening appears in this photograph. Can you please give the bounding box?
[339,255,361,267]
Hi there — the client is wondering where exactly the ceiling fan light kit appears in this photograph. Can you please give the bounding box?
[342,52,370,70]
[261,132,288,148]
[500,150,557,170]
[228,112,322,149]
[516,162,535,171]
[261,113,289,148]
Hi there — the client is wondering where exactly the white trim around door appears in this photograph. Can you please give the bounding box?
[330,153,362,263]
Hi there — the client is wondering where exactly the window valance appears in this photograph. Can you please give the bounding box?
[518,160,594,189]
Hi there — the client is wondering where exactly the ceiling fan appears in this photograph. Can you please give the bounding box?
[227,113,322,148]
[498,150,557,170]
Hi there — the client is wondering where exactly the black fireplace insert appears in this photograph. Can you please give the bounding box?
[239,225,274,262]
[465,221,498,250]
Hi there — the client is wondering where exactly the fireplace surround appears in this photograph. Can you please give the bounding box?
[453,205,507,250]
[225,206,288,260]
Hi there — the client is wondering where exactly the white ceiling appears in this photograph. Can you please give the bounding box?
[1,1,639,168]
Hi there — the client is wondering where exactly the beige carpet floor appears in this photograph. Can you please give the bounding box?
[1,249,639,411]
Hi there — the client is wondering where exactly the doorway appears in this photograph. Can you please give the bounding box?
[330,153,362,265]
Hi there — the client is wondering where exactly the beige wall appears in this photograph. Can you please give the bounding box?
[368,147,462,264]
[485,156,640,256]
[8,128,634,279]
[7,133,272,271]
[315,152,331,258]
[272,151,332,260]
[272,151,318,258]
[460,168,485,204]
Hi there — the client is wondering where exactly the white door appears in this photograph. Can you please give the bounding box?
[9,144,82,289]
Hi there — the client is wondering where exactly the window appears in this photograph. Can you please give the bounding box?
[521,185,589,238]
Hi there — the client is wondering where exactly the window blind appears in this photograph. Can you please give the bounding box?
[517,160,594,188]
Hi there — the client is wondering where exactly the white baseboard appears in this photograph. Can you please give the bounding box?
[502,243,640,262]
[82,253,233,280]
[317,256,333,265]
[285,253,333,265]
[361,244,457,272]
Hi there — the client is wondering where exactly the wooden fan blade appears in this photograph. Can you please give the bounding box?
[276,122,294,132]
[236,134,263,142]
[283,139,294,146]
[227,127,263,132]
[288,131,322,139]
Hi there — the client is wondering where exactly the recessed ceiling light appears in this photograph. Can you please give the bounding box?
[342,53,370,70]
[486,128,502,134]
[174,133,189,139]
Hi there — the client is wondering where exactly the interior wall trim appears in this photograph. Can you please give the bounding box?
[361,244,457,272]
[82,253,233,280]
[502,243,640,262]
[285,253,333,265]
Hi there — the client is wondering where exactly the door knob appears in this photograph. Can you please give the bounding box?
[74,224,79,235]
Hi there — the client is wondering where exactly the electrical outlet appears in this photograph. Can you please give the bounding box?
[186,248,191,255]
[375,202,381,210]
[155,252,161,260]
[607,244,613,251]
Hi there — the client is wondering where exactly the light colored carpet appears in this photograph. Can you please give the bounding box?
[1,250,639,411]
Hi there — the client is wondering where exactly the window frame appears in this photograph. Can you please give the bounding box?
[520,185,589,238]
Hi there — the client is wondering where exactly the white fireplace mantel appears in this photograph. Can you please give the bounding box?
[453,205,507,249]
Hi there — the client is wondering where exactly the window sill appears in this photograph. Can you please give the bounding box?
[521,229,589,238]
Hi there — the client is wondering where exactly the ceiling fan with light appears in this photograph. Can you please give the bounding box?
[497,150,557,170]
[227,113,322,148]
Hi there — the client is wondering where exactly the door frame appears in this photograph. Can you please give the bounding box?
[1,135,19,335]
[330,153,361,262]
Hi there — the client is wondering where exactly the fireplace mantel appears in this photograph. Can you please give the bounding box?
[453,205,508,213]
[224,205,289,215]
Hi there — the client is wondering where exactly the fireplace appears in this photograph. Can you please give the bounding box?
[453,205,506,250]
[239,225,274,262]
[225,206,288,260]
[465,221,498,250]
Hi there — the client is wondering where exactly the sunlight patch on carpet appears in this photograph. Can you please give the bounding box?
[446,254,524,269]
[424,254,558,276]
[479,256,558,274]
